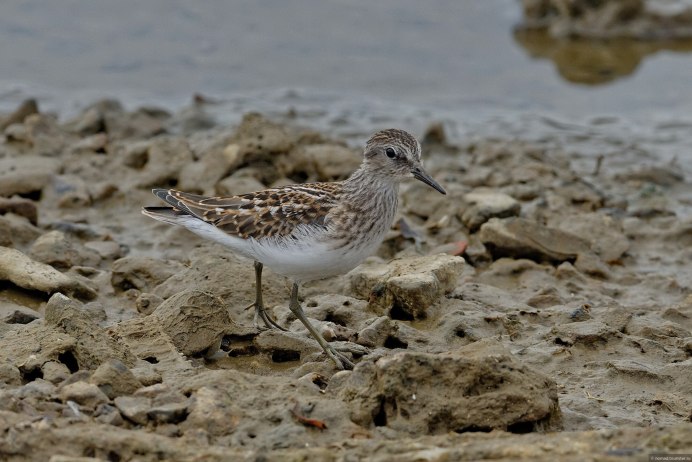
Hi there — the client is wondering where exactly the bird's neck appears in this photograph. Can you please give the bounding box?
[342,167,400,211]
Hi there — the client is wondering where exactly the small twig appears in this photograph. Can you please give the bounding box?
[592,154,604,176]
[291,401,327,430]
[584,390,604,402]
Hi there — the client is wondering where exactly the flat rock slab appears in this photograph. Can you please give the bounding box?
[338,339,562,434]
[461,189,521,231]
[479,217,592,263]
[0,156,60,197]
[0,247,96,299]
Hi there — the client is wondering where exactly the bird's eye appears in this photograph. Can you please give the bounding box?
[385,148,397,159]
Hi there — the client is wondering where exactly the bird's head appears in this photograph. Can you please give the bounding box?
[362,128,446,194]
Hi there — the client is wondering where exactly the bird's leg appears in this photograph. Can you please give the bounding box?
[250,261,286,331]
[288,282,355,370]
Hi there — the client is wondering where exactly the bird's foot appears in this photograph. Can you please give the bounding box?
[326,342,369,370]
[323,343,355,370]
[330,341,370,356]
[247,302,287,331]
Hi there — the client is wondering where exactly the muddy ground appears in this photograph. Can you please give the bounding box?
[0,100,690,461]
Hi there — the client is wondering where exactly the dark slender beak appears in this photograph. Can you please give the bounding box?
[412,166,446,195]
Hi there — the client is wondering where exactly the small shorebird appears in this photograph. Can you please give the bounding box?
[142,128,446,369]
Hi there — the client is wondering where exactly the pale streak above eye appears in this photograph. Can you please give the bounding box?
[215,207,224,212]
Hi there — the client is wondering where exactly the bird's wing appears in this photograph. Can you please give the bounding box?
[151,184,340,239]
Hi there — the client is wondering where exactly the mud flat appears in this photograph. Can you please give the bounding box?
[0,100,690,461]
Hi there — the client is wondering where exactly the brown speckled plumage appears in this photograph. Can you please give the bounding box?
[153,183,340,240]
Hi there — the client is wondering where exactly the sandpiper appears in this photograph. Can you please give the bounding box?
[142,128,446,369]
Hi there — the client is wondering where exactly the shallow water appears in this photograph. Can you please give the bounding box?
[1,0,692,119]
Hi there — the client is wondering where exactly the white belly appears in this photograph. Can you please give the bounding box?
[250,235,381,282]
[176,217,384,282]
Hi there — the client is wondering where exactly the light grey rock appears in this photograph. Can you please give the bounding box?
[0,156,60,197]
[0,247,96,299]
[83,240,124,261]
[59,381,109,409]
[114,395,151,425]
[461,189,521,231]
[29,231,101,269]
[90,359,143,399]
[0,362,22,386]
[147,400,189,424]
[350,254,465,319]
[479,217,593,263]
[41,361,71,384]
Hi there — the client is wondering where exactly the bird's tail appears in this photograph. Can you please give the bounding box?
[141,206,189,225]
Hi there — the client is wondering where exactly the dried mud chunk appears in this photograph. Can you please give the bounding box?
[350,254,465,320]
[254,330,321,363]
[151,290,236,357]
[147,400,189,424]
[615,165,685,187]
[114,395,151,425]
[0,98,39,130]
[0,322,77,380]
[551,212,629,262]
[41,361,71,384]
[338,339,561,434]
[107,317,192,377]
[461,190,521,231]
[59,381,109,409]
[233,112,295,158]
[0,214,42,249]
[280,143,361,182]
[0,363,22,386]
[0,247,96,300]
[0,302,40,325]
[45,293,137,369]
[136,292,164,315]
[30,230,101,269]
[90,359,143,399]
[83,240,124,261]
[215,175,266,197]
[178,147,237,194]
[0,156,60,197]
[180,386,240,436]
[121,136,194,188]
[0,197,38,225]
[606,359,671,383]
[551,320,619,347]
[24,113,74,156]
[111,256,183,292]
[357,316,393,348]
[479,217,592,263]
